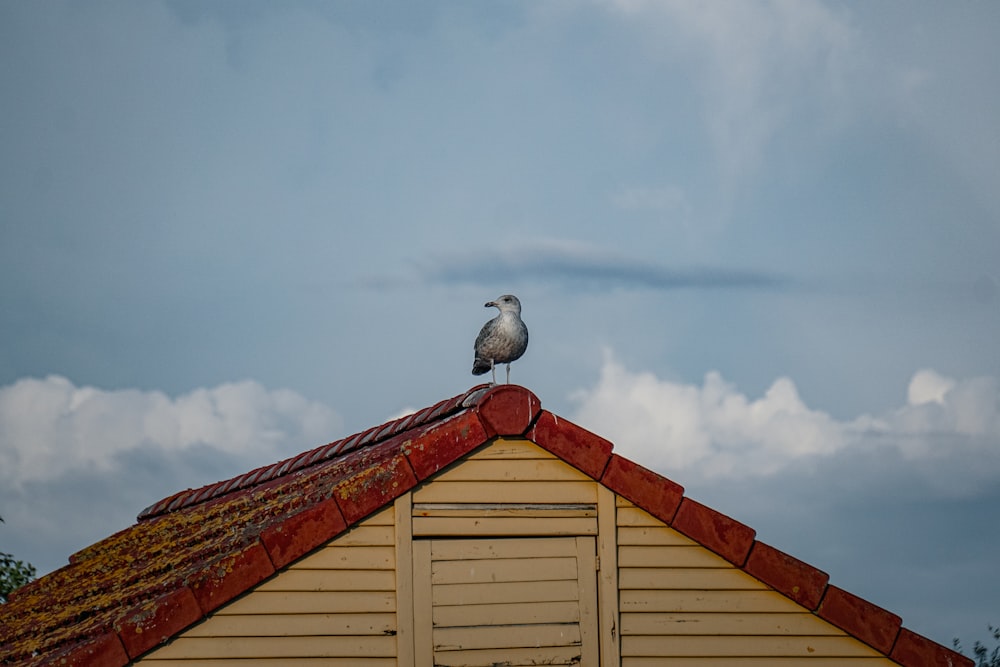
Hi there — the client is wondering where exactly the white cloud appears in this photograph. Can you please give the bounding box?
[570,353,1000,492]
[603,0,856,209]
[0,375,343,487]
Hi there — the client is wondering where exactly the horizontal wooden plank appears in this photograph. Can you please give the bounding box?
[620,590,801,614]
[221,591,395,615]
[433,645,583,666]
[149,635,397,659]
[326,525,394,546]
[139,659,397,666]
[434,459,591,482]
[415,504,596,518]
[618,567,766,591]
[413,481,598,504]
[433,580,579,606]
[183,613,396,637]
[620,612,845,636]
[414,516,597,536]
[435,623,581,651]
[434,601,580,628]
[619,545,732,569]
[623,658,898,667]
[294,545,395,570]
[255,569,395,592]
[468,439,556,460]
[617,495,637,508]
[431,537,578,560]
[432,556,577,585]
[622,635,883,658]
[617,506,664,527]
[618,525,697,546]
[357,506,394,525]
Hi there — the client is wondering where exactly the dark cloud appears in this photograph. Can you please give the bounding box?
[413,242,790,291]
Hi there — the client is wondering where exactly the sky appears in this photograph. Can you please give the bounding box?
[1,0,999,651]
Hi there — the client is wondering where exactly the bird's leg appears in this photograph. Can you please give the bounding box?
[490,360,497,385]
[506,363,511,384]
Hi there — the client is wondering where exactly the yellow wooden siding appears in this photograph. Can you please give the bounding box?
[615,498,898,666]
[133,436,906,666]
[412,438,599,538]
[136,506,398,666]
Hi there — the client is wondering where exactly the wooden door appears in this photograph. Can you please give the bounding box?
[413,536,599,667]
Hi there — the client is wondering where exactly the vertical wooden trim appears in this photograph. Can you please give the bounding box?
[597,486,621,667]
[412,538,434,667]
[576,536,600,667]
[394,494,415,667]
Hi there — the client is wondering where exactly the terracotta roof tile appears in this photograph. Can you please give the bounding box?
[745,540,829,610]
[528,410,613,479]
[0,383,971,667]
[817,584,903,654]
[671,496,757,566]
[892,627,972,667]
[600,453,684,524]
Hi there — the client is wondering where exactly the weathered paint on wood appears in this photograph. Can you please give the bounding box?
[433,458,592,481]
[622,635,885,658]
[466,438,558,460]
[394,493,416,667]
[146,635,396,659]
[620,611,845,636]
[181,613,396,637]
[433,600,581,627]
[413,480,598,504]
[139,661,396,667]
[418,536,600,666]
[597,485,622,667]
[623,659,899,667]
[413,515,598,536]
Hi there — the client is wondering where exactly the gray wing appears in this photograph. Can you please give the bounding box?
[474,316,499,355]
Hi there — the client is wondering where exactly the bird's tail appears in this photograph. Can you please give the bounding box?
[472,358,491,375]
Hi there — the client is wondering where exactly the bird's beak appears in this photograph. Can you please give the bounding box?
[485,301,496,308]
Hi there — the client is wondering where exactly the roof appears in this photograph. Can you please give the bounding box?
[0,384,971,667]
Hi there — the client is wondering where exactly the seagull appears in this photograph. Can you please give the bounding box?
[472,294,529,385]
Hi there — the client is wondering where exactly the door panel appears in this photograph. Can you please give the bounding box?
[414,536,599,667]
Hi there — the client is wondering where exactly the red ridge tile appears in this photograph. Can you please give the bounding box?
[461,385,492,408]
[426,398,452,421]
[402,411,489,480]
[393,412,418,433]
[475,384,541,437]
[671,498,756,566]
[188,542,275,614]
[334,452,419,524]
[115,587,202,658]
[37,633,129,667]
[817,585,902,654]
[261,498,348,569]
[304,441,338,466]
[744,541,829,610]
[166,492,194,513]
[890,627,974,667]
[356,426,385,449]
[527,410,613,480]
[601,454,683,524]
[374,421,398,441]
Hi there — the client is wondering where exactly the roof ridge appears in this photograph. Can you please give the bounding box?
[136,384,493,521]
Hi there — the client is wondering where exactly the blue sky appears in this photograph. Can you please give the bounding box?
[2,0,999,650]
